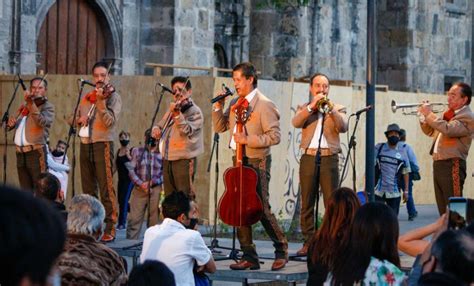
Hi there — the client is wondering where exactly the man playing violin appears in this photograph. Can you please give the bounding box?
[71,61,121,242]
[212,62,288,271]
[151,77,203,200]
[7,77,54,191]
[418,82,474,215]
[291,73,348,256]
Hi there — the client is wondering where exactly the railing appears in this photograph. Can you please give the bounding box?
[145,63,233,76]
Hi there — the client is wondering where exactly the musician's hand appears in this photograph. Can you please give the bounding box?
[140,181,150,191]
[96,87,106,100]
[213,91,227,111]
[77,116,88,126]
[418,101,432,116]
[309,93,325,110]
[169,102,180,117]
[151,126,161,139]
[24,90,33,103]
[234,132,248,145]
[7,117,16,128]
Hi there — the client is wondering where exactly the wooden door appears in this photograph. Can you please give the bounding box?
[37,0,114,74]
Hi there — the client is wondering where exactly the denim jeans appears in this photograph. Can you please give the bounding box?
[405,179,417,216]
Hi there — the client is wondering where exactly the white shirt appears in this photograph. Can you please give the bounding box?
[14,116,32,147]
[230,88,258,150]
[140,218,212,286]
[433,105,466,153]
[308,112,329,149]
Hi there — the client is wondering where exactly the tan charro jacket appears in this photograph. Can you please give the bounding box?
[158,99,204,161]
[11,100,54,146]
[420,105,474,161]
[291,102,348,154]
[212,89,280,159]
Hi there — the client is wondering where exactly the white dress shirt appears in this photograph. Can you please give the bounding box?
[14,117,32,147]
[308,112,329,149]
[140,218,212,286]
[230,88,258,150]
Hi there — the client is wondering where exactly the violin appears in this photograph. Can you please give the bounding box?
[95,81,115,99]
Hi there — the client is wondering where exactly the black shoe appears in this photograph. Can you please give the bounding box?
[408,212,418,221]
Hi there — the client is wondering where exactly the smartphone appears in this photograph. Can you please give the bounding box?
[448,197,468,229]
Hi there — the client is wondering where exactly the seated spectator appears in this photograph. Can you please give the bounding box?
[329,202,406,285]
[398,214,447,257]
[0,186,65,286]
[140,191,216,286]
[35,172,68,223]
[128,260,176,286]
[56,194,128,285]
[419,229,474,285]
[306,187,361,285]
[48,139,70,198]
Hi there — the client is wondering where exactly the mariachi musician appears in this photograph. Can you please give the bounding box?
[152,76,203,200]
[7,77,54,191]
[70,61,121,243]
[212,62,288,271]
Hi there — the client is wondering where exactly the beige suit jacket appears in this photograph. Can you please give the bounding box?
[421,105,474,161]
[212,89,280,159]
[291,102,348,154]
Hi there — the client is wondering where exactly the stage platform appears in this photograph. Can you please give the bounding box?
[108,204,438,285]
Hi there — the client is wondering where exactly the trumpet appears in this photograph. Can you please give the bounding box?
[316,95,334,114]
[391,100,445,115]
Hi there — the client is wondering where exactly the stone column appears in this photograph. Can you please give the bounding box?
[122,0,140,75]
[18,1,38,74]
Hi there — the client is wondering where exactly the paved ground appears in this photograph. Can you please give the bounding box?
[111,204,439,285]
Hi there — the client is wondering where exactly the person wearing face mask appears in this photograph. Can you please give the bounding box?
[140,191,216,286]
[126,129,163,240]
[116,130,132,230]
[47,140,70,199]
[374,123,411,215]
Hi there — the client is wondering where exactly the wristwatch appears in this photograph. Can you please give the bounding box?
[306,105,313,113]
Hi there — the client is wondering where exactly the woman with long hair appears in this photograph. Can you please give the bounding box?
[307,187,361,285]
[329,202,406,285]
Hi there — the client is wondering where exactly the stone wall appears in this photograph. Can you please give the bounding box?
[0,0,13,73]
[378,0,472,93]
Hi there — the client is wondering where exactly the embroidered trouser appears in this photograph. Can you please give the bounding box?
[236,155,288,264]
[163,158,196,200]
[299,154,339,243]
[433,158,466,215]
[80,142,117,236]
[16,146,48,191]
[126,185,161,239]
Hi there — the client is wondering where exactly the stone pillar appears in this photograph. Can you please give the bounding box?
[18,1,38,74]
[122,0,140,75]
[173,0,215,75]
[0,0,13,73]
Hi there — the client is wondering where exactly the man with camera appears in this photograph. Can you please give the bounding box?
[126,129,163,240]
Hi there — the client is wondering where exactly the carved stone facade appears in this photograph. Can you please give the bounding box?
[0,0,472,93]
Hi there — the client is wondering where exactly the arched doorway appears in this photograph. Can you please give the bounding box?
[37,0,114,74]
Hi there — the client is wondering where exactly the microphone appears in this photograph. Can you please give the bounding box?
[210,84,234,104]
[352,105,373,116]
[18,74,27,91]
[78,78,96,87]
[157,82,174,94]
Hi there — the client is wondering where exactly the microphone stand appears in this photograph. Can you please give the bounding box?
[206,133,240,261]
[1,76,23,184]
[63,81,86,197]
[339,113,362,192]
[312,111,327,232]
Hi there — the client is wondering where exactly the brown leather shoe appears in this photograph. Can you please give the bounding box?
[229,260,260,270]
[296,244,308,256]
[101,233,115,243]
[271,258,287,271]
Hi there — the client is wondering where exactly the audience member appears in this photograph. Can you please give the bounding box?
[419,229,474,285]
[48,139,70,198]
[329,203,406,285]
[35,172,68,222]
[0,186,65,286]
[398,214,447,257]
[140,191,216,286]
[399,128,420,221]
[56,194,128,285]
[306,187,361,285]
[116,130,132,229]
[128,260,176,286]
[126,129,163,239]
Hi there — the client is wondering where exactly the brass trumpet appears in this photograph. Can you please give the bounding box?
[316,95,334,114]
[391,100,445,115]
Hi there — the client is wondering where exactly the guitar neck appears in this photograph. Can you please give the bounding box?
[235,122,244,167]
